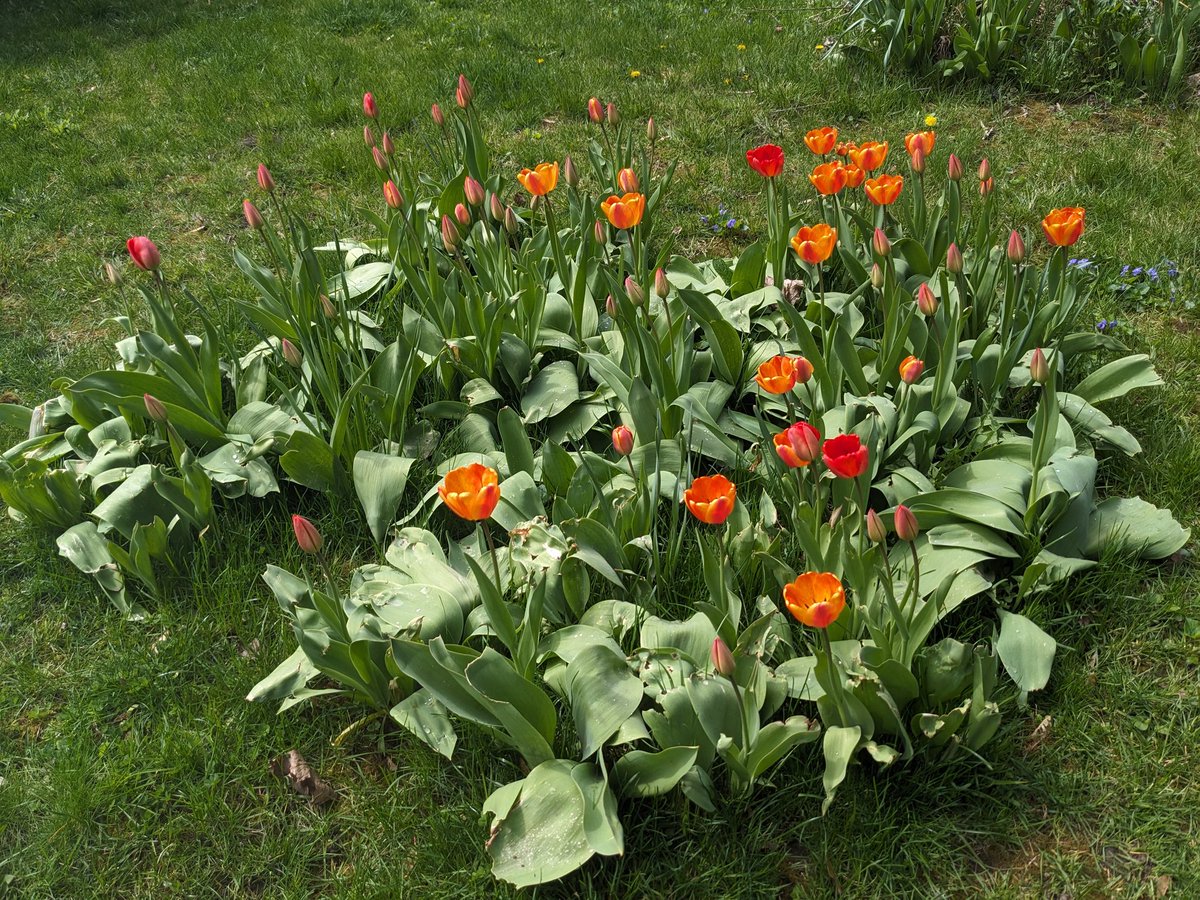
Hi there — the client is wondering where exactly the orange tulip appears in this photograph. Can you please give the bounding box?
[849,141,888,172]
[864,174,904,206]
[1041,207,1085,247]
[804,126,838,155]
[438,463,501,521]
[783,571,846,629]
[517,162,559,196]
[808,161,847,195]
[684,474,737,525]
[600,192,646,230]
[843,164,865,188]
[834,140,856,157]
[904,131,936,157]
[790,223,837,265]
[755,355,799,394]
[899,355,925,384]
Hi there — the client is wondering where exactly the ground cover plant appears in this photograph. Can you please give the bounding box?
[2,3,1200,897]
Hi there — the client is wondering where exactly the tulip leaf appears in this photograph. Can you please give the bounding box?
[565,643,643,758]
[1072,354,1163,406]
[994,610,1057,704]
[521,360,581,425]
[820,725,862,815]
[1085,497,1190,560]
[389,688,457,759]
[614,746,699,798]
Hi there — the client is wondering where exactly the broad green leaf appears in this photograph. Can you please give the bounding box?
[995,610,1057,703]
[614,746,699,797]
[353,451,416,544]
[820,725,861,815]
[1072,354,1163,406]
[389,689,457,759]
[1085,497,1189,560]
[565,643,643,758]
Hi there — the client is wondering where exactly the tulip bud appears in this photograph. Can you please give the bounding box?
[456,73,473,108]
[503,207,519,235]
[383,180,403,210]
[363,125,375,148]
[612,425,634,456]
[594,219,606,244]
[647,117,658,143]
[605,294,618,318]
[625,275,644,306]
[829,505,843,529]
[899,356,925,384]
[362,92,378,119]
[978,157,991,181]
[979,177,994,197]
[243,199,264,230]
[489,193,504,221]
[654,267,670,299]
[372,146,388,171]
[441,214,458,251]
[431,102,445,127]
[894,505,920,542]
[563,155,579,188]
[617,167,639,193]
[530,195,542,212]
[946,242,963,274]
[454,202,470,226]
[587,97,603,123]
[291,514,323,554]
[382,131,395,157]
[281,338,302,368]
[916,282,939,317]
[126,236,161,271]
[1007,229,1026,264]
[606,101,619,126]
[947,153,964,182]
[1030,347,1049,385]
[463,176,484,206]
[910,145,926,175]
[319,294,337,319]
[711,637,736,678]
[794,357,815,385]
[104,261,122,286]
[143,393,168,424]
[872,227,891,257]
[257,164,274,192]
[866,509,887,544]
[870,263,885,289]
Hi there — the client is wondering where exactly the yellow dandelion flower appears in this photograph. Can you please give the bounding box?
[737,43,746,51]
[536,58,544,64]
[630,69,641,78]
[925,114,938,126]
[723,78,731,84]
[815,43,825,51]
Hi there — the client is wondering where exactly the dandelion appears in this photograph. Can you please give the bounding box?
[724,78,731,85]
[737,43,746,51]
[815,44,825,51]
[925,114,938,126]
[536,58,544,64]
[630,69,641,78]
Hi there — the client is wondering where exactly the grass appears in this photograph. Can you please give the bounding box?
[2,0,1199,896]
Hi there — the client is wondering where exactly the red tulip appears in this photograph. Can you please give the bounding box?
[243,199,263,230]
[431,102,445,127]
[383,181,403,210]
[822,433,868,479]
[899,355,925,384]
[587,97,603,123]
[362,92,378,119]
[894,504,920,542]
[126,236,161,271]
[292,514,323,554]
[1007,229,1026,264]
[143,393,168,424]
[683,474,737,525]
[256,164,274,192]
[746,143,785,178]
[455,74,474,109]
[612,425,634,456]
[711,637,736,677]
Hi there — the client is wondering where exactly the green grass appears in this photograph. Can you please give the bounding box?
[2,0,1199,896]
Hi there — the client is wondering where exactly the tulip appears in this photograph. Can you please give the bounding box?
[593,218,606,243]
[979,177,994,197]
[822,433,869,479]
[320,294,337,319]
[864,174,904,206]
[872,227,891,257]
[362,92,378,119]
[978,157,991,181]
[103,261,122,286]
[654,267,670,299]
[431,102,445,127]
[904,131,936,157]
[775,421,821,468]
[947,153,964,182]
[281,338,302,368]
[790,223,837,265]
[624,275,644,306]
[794,357,814,384]
[489,193,505,221]
[126,236,161,271]
[909,145,926,175]
[291,514,324,554]
[646,117,658,143]
[1041,207,1085,247]
[834,140,855,157]
[383,180,403,210]
[804,126,838,155]
[243,199,264,230]
[462,176,484,208]
[600,192,645,230]
[916,282,939,317]
[455,74,474,109]
[683,474,737,525]
[1007,229,1026,264]
[439,462,500,521]
[587,97,603,123]
[504,207,519,234]
[711,637,736,677]
[562,156,579,189]
[441,214,458,251]
[363,125,375,148]
[849,141,888,172]
[870,263,884,289]
[808,161,847,195]
[829,506,843,529]
[617,167,639,192]
[606,101,619,126]
[783,571,846,629]
[372,146,388,171]
[844,164,865,188]
[382,132,395,157]
[257,164,274,192]
[946,242,963,274]
[605,294,618,317]
[866,509,887,544]
[612,425,634,456]
[899,355,925,384]
[894,504,920,542]
[143,393,168,424]
[452,203,469,227]
[1030,348,1049,385]
[755,355,799,394]
[517,162,559,196]
[746,143,785,178]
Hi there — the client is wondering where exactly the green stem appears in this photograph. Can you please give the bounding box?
[820,627,853,727]
[482,521,504,596]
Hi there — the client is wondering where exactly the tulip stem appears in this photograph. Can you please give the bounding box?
[727,670,752,756]
[820,628,853,727]
[481,522,504,597]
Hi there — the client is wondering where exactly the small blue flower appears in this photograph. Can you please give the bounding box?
[700,215,709,224]
[726,218,737,228]
[1165,260,1179,278]
[1148,267,1159,281]
[1096,319,1108,331]
[1121,265,1130,276]
[711,224,719,232]
[1110,319,1118,328]
[1132,266,1143,277]
[718,205,727,215]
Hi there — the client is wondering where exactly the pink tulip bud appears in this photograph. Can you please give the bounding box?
[563,155,579,188]
[910,145,926,175]
[126,236,161,271]
[504,207,519,234]
[143,393,168,424]
[383,180,403,210]
[606,101,619,126]
[647,117,658,143]
[104,261,122,286]
[617,167,639,192]
[281,338,302,368]
[320,294,337,319]
[594,219,606,244]
[870,263,884,288]
[372,146,387,171]
[916,282,939,317]
[784,421,822,464]
[946,242,963,274]
[625,275,644,306]
[382,131,395,157]
[489,193,504,221]
[464,176,484,206]
[431,102,445,127]
[1007,229,1026,264]
[947,153,964,182]
[894,504,920,542]
[978,157,991,181]
[872,227,891,257]
[587,97,603,123]
[866,509,887,543]
[979,177,994,197]
[454,202,470,226]
[291,514,323,554]
[654,267,670,299]
[441,214,458,251]
[243,199,264,230]
[711,637,736,678]
[899,356,925,385]
[257,164,274,192]
[363,125,375,148]
[612,425,634,456]
[1030,348,1049,385]
[795,356,815,385]
[456,73,473,108]
[362,92,378,119]
[606,294,618,317]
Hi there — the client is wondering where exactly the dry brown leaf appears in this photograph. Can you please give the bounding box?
[1156,874,1172,897]
[1024,715,1052,753]
[271,750,336,805]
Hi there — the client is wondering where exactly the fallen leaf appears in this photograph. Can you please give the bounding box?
[1024,715,1052,753]
[271,750,336,805]
[1156,874,1172,896]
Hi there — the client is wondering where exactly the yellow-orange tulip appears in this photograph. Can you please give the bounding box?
[790,223,837,265]
[756,355,799,394]
[864,174,904,206]
[849,141,889,172]
[684,474,737,525]
[844,164,865,188]
[808,161,847,195]
[899,355,925,384]
[804,126,838,155]
[517,162,559,196]
[438,463,501,521]
[783,571,846,629]
[1041,207,1085,247]
[904,131,936,157]
[600,192,645,230]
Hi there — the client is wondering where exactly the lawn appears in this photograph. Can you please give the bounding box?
[2,0,1199,896]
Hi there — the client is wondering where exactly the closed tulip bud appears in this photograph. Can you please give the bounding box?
[464,176,484,206]
[625,275,644,306]
[319,294,337,318]
[456,73,473,108]
[916,282,939,317]
[617,167,639,192]
[870,262,885,288]
[946,242,963,274]
[363,125,375,148]
[431,102,445,127]
[910,145,926,175]
[587,96,603,123]
[1030,347,1049,384]
[594,219,606,244]
[978,157,991,181]
[126,235,161,271]
[383,180,403,209]
[1007,229,1026,264]
[504,207,519,234]
[243,199,264,230]
[103,261,122,286]
[563,155,579,188]
[606,101,619,126]
[454,202,470,226]
[489,192,504,221]
[872,227,891,257]
[281,338,302,368]
[382,131,395,157]
[362,92,378,119]
[829,505,843,529]
[866,508,887,544]
[291,514,323,554]
[654,267,670,299]
[711,637,736,678]
[947,153,964,181]
[143,393,168,424]
[899,355,925,384]
[894,504,920,542]
[647,117,657,143]
[530,195,542,212]
[979,177,994,197]
[257,164,274,192]
[606,294,618,317]
[441,214,458,250]
[612,424,634,456]
[372,146,388,170]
